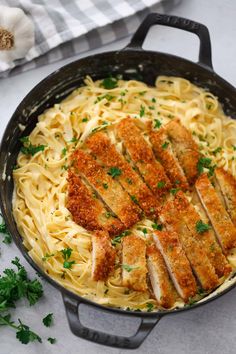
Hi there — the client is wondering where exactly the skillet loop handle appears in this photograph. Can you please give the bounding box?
[124,13,213,69]
[63,293,161,349]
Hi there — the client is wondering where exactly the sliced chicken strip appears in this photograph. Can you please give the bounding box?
[215,167,236,226]
[153,230,197,302]
[147,244,177,308]
[159,199,219,291]
[165,119,200,185]
[196,173,236,252]
[73,149,141,229]
[86,132,159,219]
[67,170,125,235]
[174,191,232,277]
[122,234,147,292]
[92,231,116,281]
[149,128,189,190]
[117,118,171,199]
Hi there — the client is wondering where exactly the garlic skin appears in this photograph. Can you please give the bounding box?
[0,6,35,70]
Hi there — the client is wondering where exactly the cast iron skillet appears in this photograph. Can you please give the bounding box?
[0,13,236,349]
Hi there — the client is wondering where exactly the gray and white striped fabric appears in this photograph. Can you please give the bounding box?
[0,0,180,77]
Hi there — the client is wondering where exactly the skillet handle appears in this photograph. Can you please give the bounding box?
[62,293,161,349]
[124,13,213,69]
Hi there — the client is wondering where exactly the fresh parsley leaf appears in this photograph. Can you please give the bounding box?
[69,136,79,143]
[21,144,46,156]
[60,248,72,261]
[233,145,236,151]
[102,183,109,189]
[142,228,147,235]
[170,188,180,195]
[47,337,56,344]
[42,253,54,262]
[196,220,211,234]
[140,105,145,117]
[122,264,138,272]
[152,223,163,231]
[138,91,147,96]
[61,148,67,156]
[126,178,133,185]
[162,141,169,149]
[152,98,156,103]
[146,303,154,312]
[111,230,130,246]
[197,157,212,174]
[130,195,138,204]
[63,260,76,269]
[82,117,88,122]
[42,313,53,327]
[154,119,162,129]
[212,147,222,155]
[0,218,11,244]
[19,136,29,143]
[101,77,118,89]
[0,257,43,310]
[157,181,165,189]
[108,167,122,178]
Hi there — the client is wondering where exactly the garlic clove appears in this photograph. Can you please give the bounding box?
[0,5,35,65]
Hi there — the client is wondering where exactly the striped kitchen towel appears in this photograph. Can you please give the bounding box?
[0,0,181,77]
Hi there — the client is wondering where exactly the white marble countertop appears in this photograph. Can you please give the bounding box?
[1,1,236,353]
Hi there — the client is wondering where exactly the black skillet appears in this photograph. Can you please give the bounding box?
[0,13,236,349]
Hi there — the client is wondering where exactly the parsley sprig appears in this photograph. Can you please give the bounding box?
[20,136,46,156]
[196,220,211,233]
[60,247,76,270]
[0,315,42,344]
[111,230,130,246]
[0,217,12,244]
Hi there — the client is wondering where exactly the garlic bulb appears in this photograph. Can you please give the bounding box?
[0,6,34,70]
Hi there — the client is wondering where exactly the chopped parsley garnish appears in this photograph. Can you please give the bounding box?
[154,119,162,129]
[233,145,236,151]
[21,144,46,156]
[82,117,88,122]
[162,141,169,149]
[42,253,54,262]
[152,223,163,231]
[111,230,130,246]
[196,220,211,233]
[212,147,222,155]
[19,136,29,143]
[42,313,53,327]
[140,105,145,117]
[146,303,154,312]
[174,180,180,185]
[94,94,115,104]
[101,77,118,89]
[108,167,122,178]
[61,164,69,170]
[105,212,112,219]
[126,178,133,185]
[103,183,109,189]
[69,136,79,143]
[61,147,67,156]
[47,337,56,344]
[130,195,138,204]
[142,228,147,235]
[152,98,156,103]
[197,157,215,176]
[63,260,76,269]
[139,91,147,96]
[149,106,155,110]
[157,181,165,189]
[60,247,72,260]
[170,188,180,195]
[122,264,138,272]
[0,218,12,244]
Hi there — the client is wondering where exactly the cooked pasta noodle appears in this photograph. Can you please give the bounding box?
[12,76,236,311]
